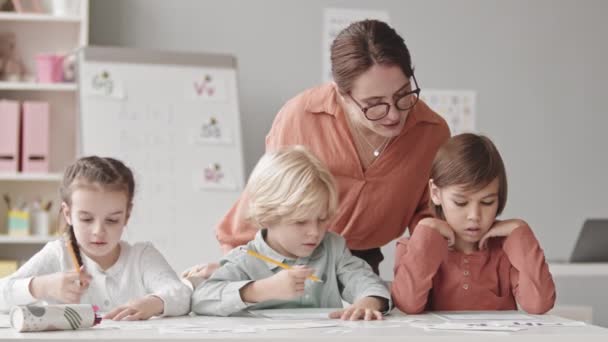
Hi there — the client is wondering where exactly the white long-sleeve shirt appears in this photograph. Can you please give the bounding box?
[0,240,191,316]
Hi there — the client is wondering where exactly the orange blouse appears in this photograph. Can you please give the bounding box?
[392,224,556,314]
[216,83,450,253]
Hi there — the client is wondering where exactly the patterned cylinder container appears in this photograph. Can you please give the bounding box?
[10,304,101,332]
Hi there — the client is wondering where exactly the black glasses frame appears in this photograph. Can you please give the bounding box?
[348,75,421,121]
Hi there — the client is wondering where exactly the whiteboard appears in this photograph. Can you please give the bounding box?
[78,46,245,271]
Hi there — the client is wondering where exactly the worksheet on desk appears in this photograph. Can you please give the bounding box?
[0,315,9,329]
[434,311,534,321]
[248,308,336,320]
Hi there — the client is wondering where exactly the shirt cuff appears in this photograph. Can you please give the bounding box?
[148,294,169,317]
[355,289,393,314]
[12,277,37,305]
[153,283,193,317]
[222,280,254,314]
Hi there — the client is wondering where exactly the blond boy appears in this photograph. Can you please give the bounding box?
[192,146,390,320]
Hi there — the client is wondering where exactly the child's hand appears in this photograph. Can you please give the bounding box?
[244,265,313,302]
[266,266,314,300]
[104,295,164,321]
[30,268,92,304]
[479,219,527,249]
[329,296,386,321]
[419,217,455,247]
[181,262,220,288]
[181,262,220,279]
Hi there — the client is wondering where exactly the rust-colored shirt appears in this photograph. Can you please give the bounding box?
[392,224,556,314]
[216,83,450,253]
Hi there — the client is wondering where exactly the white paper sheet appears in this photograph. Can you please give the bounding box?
[414,312,586,333]
[97,319,162,330]
[415,322,526,332]
[494,320,586,327]
[435,311,534,321]
[0,314,10,329]
[248,308,336,320]
[157,321,339,334]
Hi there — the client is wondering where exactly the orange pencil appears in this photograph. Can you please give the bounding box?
[246,249,323,283]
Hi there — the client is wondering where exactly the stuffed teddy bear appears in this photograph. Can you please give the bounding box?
[0,32,26,81]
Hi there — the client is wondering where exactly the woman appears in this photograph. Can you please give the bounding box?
[185,19,449,282]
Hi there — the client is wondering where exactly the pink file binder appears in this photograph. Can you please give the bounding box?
[0,100,20,172]
[21,101,50,173]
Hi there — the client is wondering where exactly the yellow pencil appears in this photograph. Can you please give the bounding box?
[246,249,323,283]
[65,239,81,273]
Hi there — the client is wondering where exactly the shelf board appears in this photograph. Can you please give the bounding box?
[0,12,81,23]
[0,235,57,244]
[0,173,63,181]
[0,81,77,92]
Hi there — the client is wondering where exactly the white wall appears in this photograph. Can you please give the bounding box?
[89,0,608,277]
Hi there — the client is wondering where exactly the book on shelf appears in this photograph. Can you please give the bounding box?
[0,259,18,277]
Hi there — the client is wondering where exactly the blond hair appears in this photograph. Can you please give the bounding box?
[246,146,338,228]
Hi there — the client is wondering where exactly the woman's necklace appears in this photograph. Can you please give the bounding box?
[350,119,392,158]
[371,135,391,157]
[341,94,393,158]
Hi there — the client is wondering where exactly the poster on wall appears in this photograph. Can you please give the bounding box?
[191,116,232,145]
[420,90,477,135]
[186,73,228,102]
[84,69,126,99]
[322,8,390,82]
[196,162,237,191]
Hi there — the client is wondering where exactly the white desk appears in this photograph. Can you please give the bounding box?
[1,312,607,342]
[549,263,608,327]
[549,262,608,277]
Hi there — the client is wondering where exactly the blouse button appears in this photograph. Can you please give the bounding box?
[463,270,470,276]
[463,258,469,264]
[463,284,469,290]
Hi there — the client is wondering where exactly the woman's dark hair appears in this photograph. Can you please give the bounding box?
[331,19,414,93]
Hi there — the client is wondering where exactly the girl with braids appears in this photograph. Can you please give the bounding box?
[0,156,191,320]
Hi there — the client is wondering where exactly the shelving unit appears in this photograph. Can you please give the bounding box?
[0,235,56,244]
[0,1,88,265]
[0,81,77,91]
[0,12,81,23]
[0,173,63,181]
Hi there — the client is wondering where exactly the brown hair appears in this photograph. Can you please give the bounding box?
[430,133,508,219]
[330,19,413,94]
[59,156,136,263]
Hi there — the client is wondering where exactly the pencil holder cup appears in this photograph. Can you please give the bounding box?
[30,210,49,236]
[7,210,29,236]
[35,54,64,83]
[48,0,81,16]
